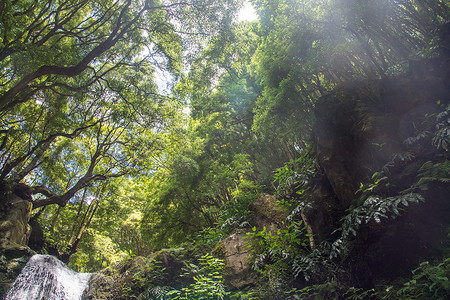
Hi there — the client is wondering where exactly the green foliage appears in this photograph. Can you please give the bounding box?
[141,105,262,247]
[242,218,317,298]
[245,222,309,271]
[284,281,341,300]
[193,177,258,249]
[343,287,377,300]
[1,1,448,299]
[331,192,425,259]
[410,160,450,192]
[273,150,316,197]
[123,259,169,299]
[250,0,449,147]
[328,101,450,261]
[390,258,450,300]
[166,254,229,300]
[217,178,258,231]
[291,243,343,284]
[331,258,450,300]
[51,177,153,272]
[432,104,450,151]
[284,257,450,299]
[0,0,243,271]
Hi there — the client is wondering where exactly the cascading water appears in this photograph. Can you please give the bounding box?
[5,254,91,300]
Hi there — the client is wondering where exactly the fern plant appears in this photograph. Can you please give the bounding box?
[166,253,229,300]
[331,188,425,259]
[273,150,316,197]
[432,104,450,151]
[396,259,450,299]
[380,257,450,299]
[329,103,450,260]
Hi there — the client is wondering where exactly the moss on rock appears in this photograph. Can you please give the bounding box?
[85,248,192,299]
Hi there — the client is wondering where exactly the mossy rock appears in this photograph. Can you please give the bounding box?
[249,193,288,232]
[85,248,191,299]
[0,243,35,299]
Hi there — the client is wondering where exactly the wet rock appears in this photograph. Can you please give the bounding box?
[85,257,147,300]
[0,243,35,298]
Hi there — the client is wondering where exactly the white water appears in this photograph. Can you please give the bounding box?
[5,254,91,300]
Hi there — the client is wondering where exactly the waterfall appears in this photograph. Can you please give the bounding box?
[5,254,91,300]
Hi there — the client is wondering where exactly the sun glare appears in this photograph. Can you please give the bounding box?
[238,1,258,22]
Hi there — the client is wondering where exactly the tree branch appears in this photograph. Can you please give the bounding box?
[0,0,147,111]
[30,185,57,198]
[0,119,103,181]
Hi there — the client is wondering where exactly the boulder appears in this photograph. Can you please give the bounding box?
[85,248,186,300]
[216,231,256,289]
[0,243,35,298]
[213,193,290,289]
[249,193,288,232]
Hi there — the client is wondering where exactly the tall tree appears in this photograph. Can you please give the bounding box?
[250,0,449,146]
[0,0,240,111]
[0,0,241,257]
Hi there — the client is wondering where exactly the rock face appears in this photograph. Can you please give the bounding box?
[313,69,448,210]
[0,245,35,297]
[0,184,35,298]
[301,174,342,245]
[0,185,33,248]
[310,54,450,283]
[219,232,255,289]
[215,193,289,289]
